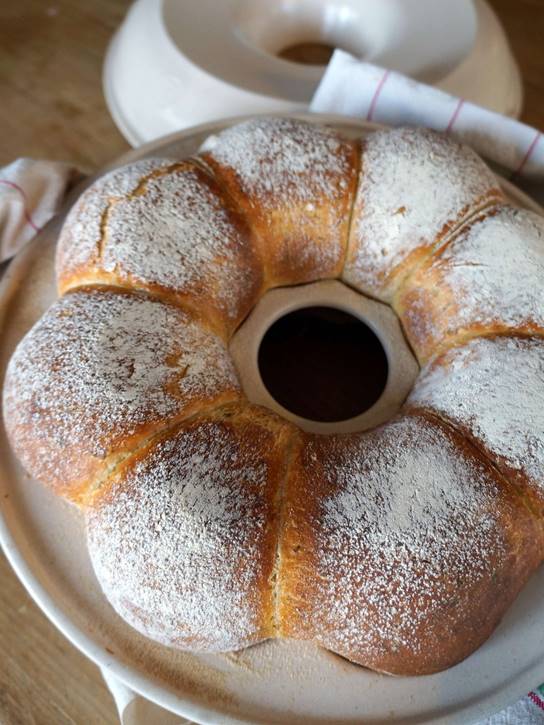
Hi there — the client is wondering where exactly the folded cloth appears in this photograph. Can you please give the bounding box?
[0,158,81,263]
[101,668,191,725]
[311,50,544,189]
[481,687,544,725]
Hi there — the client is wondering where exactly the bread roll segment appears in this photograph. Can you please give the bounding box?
[395,205,544,363]
[85,403,295,651]
[407,336,544,518]
[56,158,264,339]
[3,288,241,503]
[199,117,360,288]
[279,414,542,675]
[343,127,504,302]
[55,158,172,285]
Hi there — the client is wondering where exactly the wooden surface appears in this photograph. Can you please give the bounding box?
[0,1,543,723]
[0,0,131,171]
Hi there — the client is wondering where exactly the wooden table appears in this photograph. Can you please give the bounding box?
[0,1,543,722]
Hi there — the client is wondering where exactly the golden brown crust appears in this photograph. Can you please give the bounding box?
[3,119,543,675]
[2,287,242,503]
[86,402,295,651]
[395,205,544,363]
[343,127,503,303]
[278,414,543,675]
[406,335,544,519]
[199,118,360,289]
[56,159,264,340]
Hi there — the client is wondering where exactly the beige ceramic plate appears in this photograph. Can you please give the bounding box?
[0,115,543,725]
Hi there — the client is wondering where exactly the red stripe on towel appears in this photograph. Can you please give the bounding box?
[529,691,544,711]
[366,70,390,122]
[445,98,465,133]
[0,178,41,233]
[511,130,542,179]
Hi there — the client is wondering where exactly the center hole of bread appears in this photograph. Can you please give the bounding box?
[258,306,388,423]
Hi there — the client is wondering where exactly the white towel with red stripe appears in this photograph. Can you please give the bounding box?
[0,158,79,263]
[311,50,544,187]
[482,688,544,724]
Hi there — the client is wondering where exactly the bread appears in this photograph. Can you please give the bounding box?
[407,336,544,518]
[199,117,359,288]
[3,118,544,676]
[3,287,241,502]
[342,127,504,302]
[395,205,544,363]
[86,403,294,651]
[279,414,542,675]
[55,158,263,338]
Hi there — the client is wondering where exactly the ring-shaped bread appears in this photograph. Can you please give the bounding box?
[3,119,544,675]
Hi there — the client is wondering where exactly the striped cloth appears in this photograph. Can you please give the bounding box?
[0,158,80,263]
[311,50,544,204]
[481,685,544,724]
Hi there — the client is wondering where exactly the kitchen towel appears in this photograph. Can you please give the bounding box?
[0,157,81,264]
[311,50,544,203]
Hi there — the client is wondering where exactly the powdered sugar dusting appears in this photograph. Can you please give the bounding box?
[343,127,501,300]
[306,415,506,662]
[56,159,172,277]
[3,289,240,475]
[201,118,352,205]
[101,163,261,323]
[86,414,280,650]
[7,118,539,669]
[401,206,544,352]
[409,336,544,495]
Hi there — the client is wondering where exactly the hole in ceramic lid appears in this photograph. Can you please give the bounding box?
[161,0,477,101]
[277,42,339,67]
[235,0,368,71]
